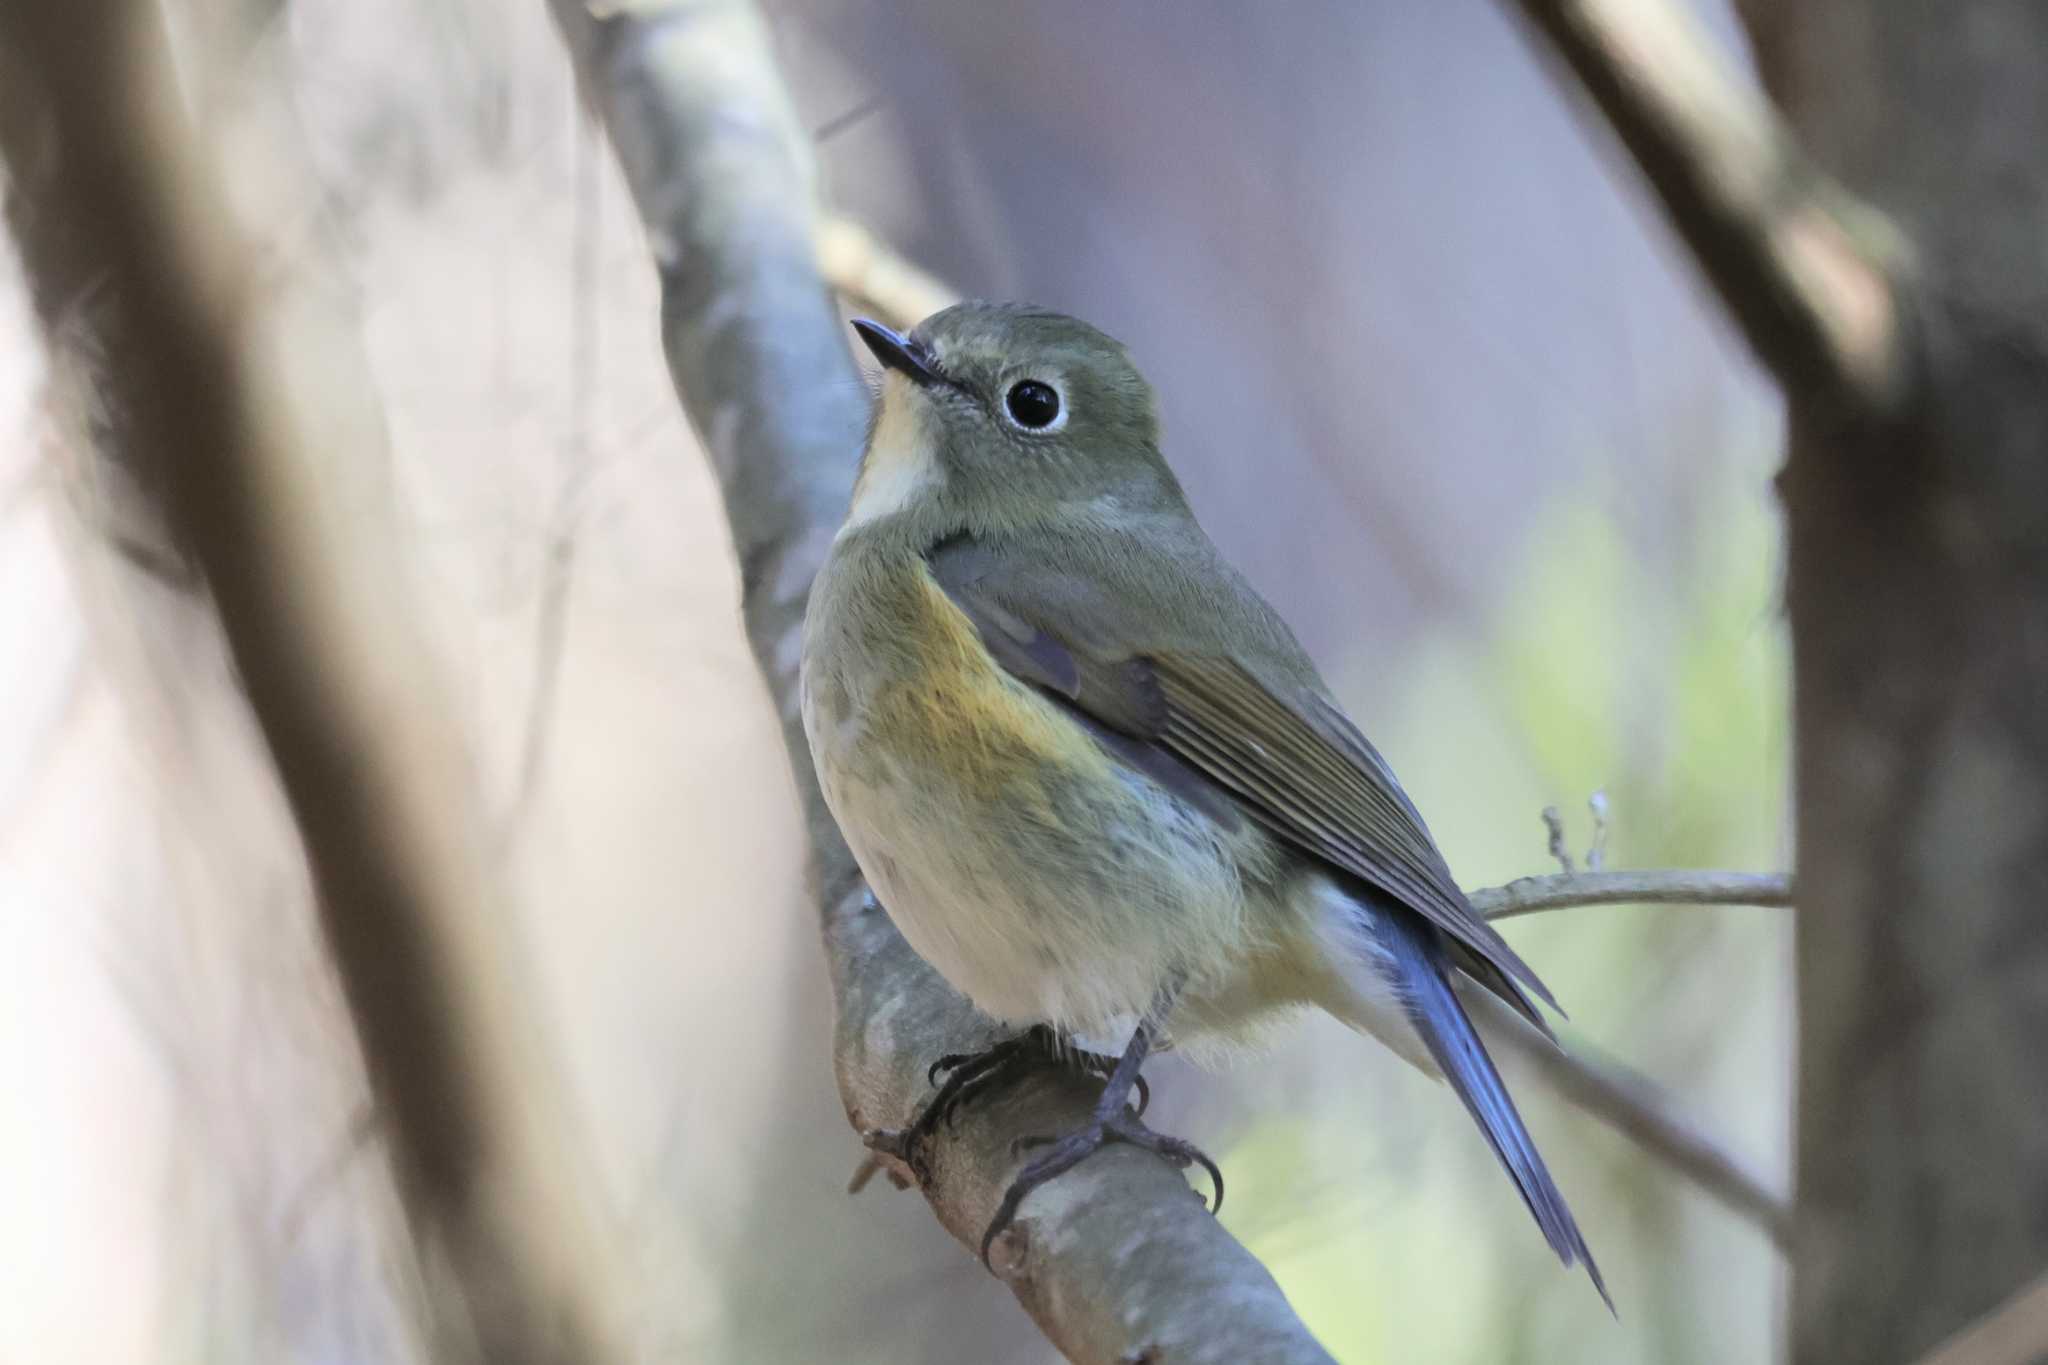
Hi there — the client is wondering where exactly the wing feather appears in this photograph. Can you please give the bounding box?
[926,530,1557,1027]
[1155,653,1557,1017]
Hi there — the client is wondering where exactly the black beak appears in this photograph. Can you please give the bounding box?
[851,318,943,387]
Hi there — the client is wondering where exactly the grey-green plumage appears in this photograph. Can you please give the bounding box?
[926,527,1559,1032]
[801,301,1606,1305]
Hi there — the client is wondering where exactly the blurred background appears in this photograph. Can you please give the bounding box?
[0,0,1789,1360]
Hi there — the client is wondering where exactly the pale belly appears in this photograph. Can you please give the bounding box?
[809,686,1258,1032]
[798,536,1377,1050]
[799,556,1274,1034]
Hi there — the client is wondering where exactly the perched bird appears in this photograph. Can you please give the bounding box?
[801,301,1605,1304]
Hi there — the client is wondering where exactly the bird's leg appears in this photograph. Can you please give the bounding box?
[978,1008,1223,1268]
[1066,1044,1152,1118]
[932,1027,1150,1120]
[867,1025,1144,1183]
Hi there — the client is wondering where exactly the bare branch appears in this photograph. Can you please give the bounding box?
[815,216,960,330]
[1507,0,1909,411]
[503,110,603,842]
[1476,869,1794,919]
[0,4,620,1359]
[547,1,1333,1360]
[1470,864,1793,1242]
[1474,994,1793,1246]
[1541,804,1576,873]
[1585,790,1609,870]
[1914,1269,2048,1365]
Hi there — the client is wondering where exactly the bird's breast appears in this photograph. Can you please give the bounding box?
[805,549,1112,802]
[801,543,1251,1030]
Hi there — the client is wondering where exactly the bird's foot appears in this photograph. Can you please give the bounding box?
[979,1109,1223,1267]
[865,1026,1147,1185]
[931,1027,1149,1120]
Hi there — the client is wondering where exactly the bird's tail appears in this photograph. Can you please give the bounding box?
[1375,906,1612,1312]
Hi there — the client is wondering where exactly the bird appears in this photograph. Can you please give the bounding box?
[800,300,1606,1306]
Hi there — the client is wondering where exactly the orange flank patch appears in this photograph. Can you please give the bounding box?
[867,567,1112,809]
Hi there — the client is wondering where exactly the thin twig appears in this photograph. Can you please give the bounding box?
[502,103,601,842]
[1474,993,1793,1247]
[811,96,884,146]
[1505,0,1907,412]
[845,1151,908,1195]
[1542,805,1575,873]
[1464,865,1794,1242]
[815,216,959,330]
[276,1101,383,1251]
[1476,869,1794,920]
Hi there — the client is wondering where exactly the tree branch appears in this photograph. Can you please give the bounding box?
[1472,994,1793,1246]
[1914,1269,2048,1365]
[545,2,1334,1360]
[1476,869,1793,919]
[1506,0,1909,412]
[0,5,619,1360]
[815,216,960,332]
[1465,868,1794,1243]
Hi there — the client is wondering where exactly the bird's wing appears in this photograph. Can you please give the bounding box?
[926,528,1558,1028]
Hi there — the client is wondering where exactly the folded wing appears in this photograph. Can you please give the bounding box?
[926,529,1558,1031]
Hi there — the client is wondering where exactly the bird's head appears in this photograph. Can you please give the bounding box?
[846,301,1184,536]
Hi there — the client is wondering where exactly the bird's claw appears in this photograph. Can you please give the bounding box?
[899,1026,1152,1171]
[980,1111,1224,1268]
[887,1028,1052,1181]
[927,1033,1144,1112]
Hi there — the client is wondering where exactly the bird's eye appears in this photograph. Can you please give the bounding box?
[1004,379,1063,430]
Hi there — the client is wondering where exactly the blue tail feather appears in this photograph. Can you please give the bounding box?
[1378,906,1613,1312]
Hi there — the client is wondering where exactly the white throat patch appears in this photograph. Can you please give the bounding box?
[844,372,942,532]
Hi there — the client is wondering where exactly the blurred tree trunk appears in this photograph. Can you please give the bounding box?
[1516,1,2048,1360]
[0,5,620,1359]
[0,29,188,584]
[1758,9,2048,1362]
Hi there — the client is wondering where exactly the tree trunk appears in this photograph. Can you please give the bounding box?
[1766,9,2048,1360]
[1512,2,2048,1358]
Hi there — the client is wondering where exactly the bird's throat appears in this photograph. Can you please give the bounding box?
[846,374,943,532]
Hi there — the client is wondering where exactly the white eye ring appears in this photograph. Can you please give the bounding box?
[1002,378,1068,433]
